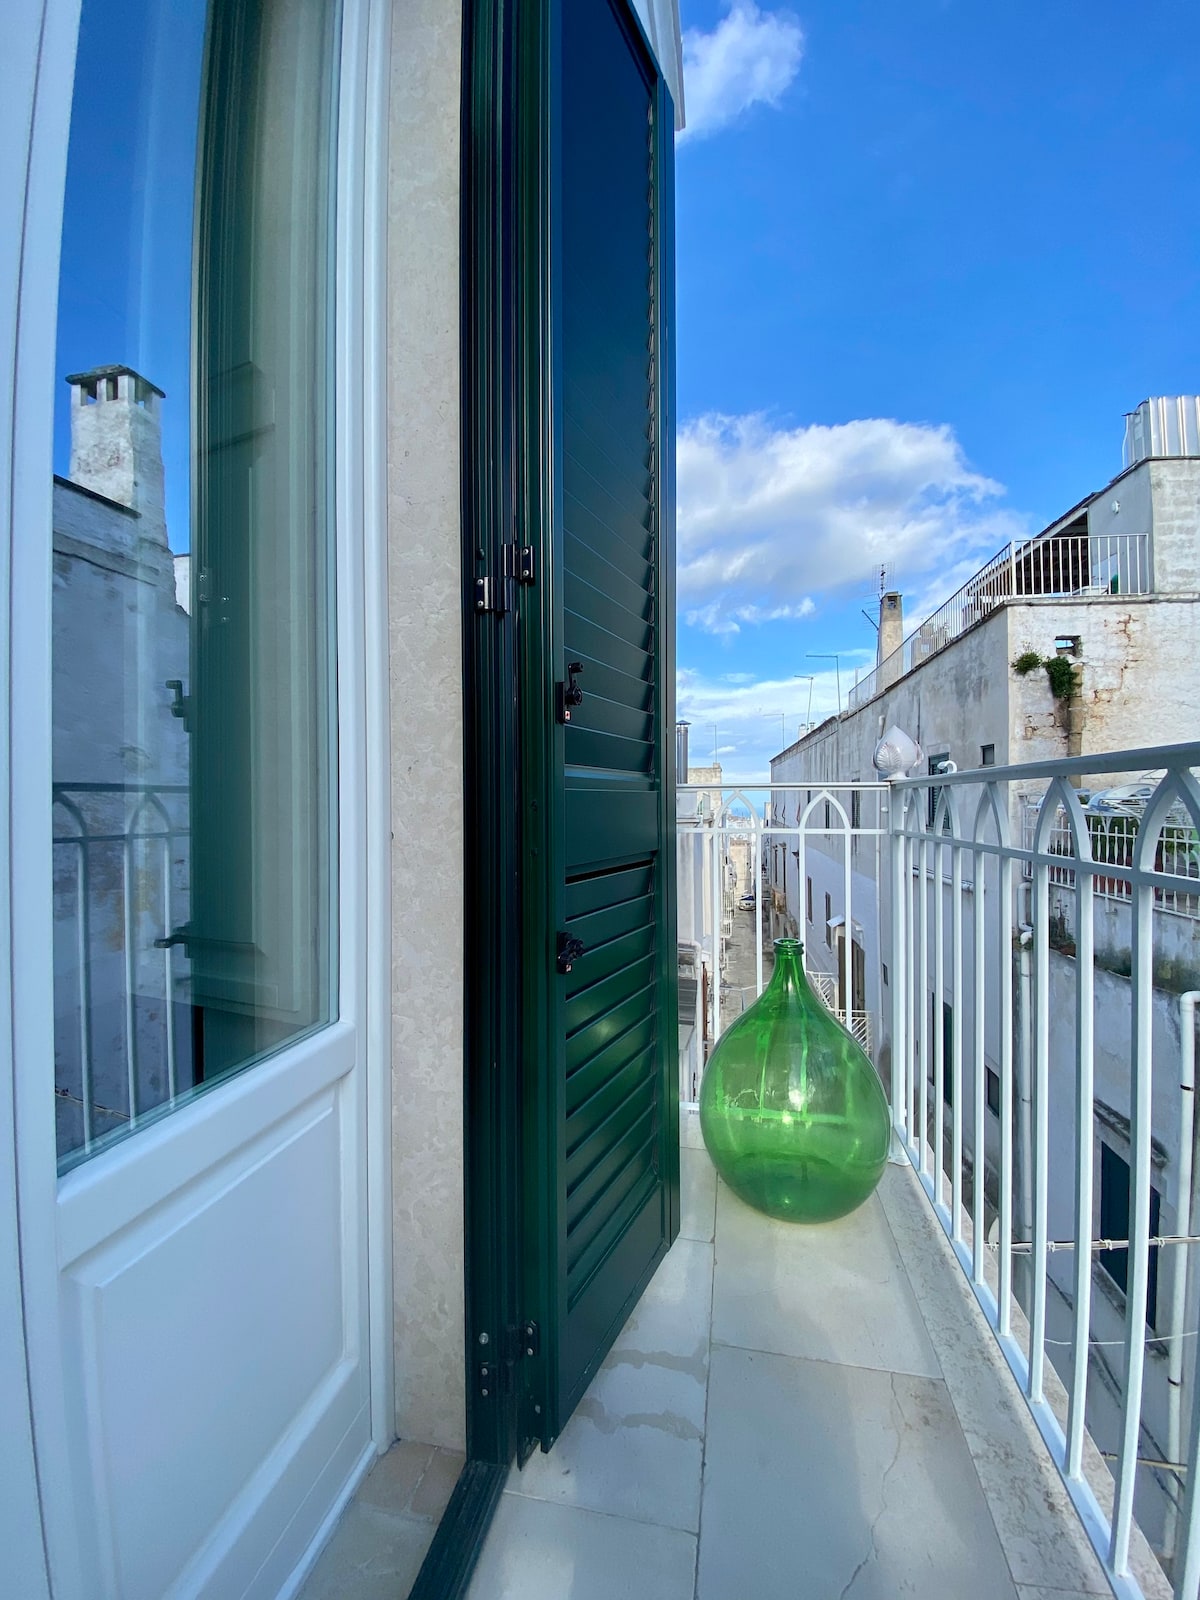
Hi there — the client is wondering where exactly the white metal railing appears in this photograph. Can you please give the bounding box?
[850,531,1150,710]
[1022,790,1200,923]
[53,782,190,1163]
[676,782,887,1105]
[889,742,1200,1600]
[808,967,873,1053]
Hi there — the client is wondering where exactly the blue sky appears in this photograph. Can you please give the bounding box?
[674,0,1200,777]
[54,0,205,550]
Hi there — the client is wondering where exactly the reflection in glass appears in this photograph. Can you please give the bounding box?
[52,0,340,1171]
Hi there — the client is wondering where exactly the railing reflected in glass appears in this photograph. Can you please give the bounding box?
[52,0,340,1171]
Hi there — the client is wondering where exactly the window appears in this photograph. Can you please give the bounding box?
[1098,1143,1161,1329]
[806,876,813,923]
[824,798,831,830]
[824,893,832,947]
[851,790,861,829]
[51,0,340,1171]
[928,996,954,1105]
[881,962,889,987]
[986,1067,1000,1117]
[1055,635,1081,657]
[927,752,952,827]
[980,744,996,767]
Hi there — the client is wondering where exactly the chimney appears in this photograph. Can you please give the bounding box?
[65,365,167,543]
[676,721,690,777]
[877,591,903,668]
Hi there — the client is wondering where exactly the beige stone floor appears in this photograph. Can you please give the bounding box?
[296,1438,463,1600]
[305,1119,1136,1599]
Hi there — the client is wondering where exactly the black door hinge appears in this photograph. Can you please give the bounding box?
[474,575,505,615]
[474,546,535,615]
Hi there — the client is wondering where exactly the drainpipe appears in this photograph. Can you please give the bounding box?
[677,939,705,1101]
[1015,919,1036,1303]
[1065,663,1084,777]
[1164,991,1200,1567]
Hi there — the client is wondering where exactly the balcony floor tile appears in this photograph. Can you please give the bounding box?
[508,1237,712,1532]
[465,1495,697,1600]
[711,1179,941,1379]
[297,1501,434,1600]
[679,1145,717,1242]
[1016,1589,1106,1600]
[697,1343,1018,1600]
[304,1147,1129,1600]
[876,1166,1113,1595]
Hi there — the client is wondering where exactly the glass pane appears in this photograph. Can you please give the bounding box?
[52,0,340,1172]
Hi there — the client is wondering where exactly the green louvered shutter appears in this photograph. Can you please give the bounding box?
[521,0,678,1449]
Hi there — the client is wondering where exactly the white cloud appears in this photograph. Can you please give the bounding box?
[677,662,870,781]
[685,596,816,636]
[678,412,1027,636]
[678,2,804,143]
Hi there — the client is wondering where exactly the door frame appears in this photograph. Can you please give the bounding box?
[2,0,394,1591]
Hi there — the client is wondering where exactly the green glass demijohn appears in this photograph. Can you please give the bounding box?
[699,939,890,1223]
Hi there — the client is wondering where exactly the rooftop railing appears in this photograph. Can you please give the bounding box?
[52,781,191,1164]
[849,530,1150,711]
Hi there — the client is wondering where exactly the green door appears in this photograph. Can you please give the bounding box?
[520,0,679,1451]
[462,0,677,1469]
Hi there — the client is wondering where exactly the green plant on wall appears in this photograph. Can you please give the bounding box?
[1044,655,1076,699]
[1011,649,1077,701]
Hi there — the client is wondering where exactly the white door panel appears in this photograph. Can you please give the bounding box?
[5,0,388,1594]
[56,1023,357,1267]
[62,1087,359,1600]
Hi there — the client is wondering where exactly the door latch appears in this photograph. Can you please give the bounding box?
[556,660,585,723]
[556,933,585,975]
[165,679,191,732]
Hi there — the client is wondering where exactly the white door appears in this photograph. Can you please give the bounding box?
[5,1,389,1596]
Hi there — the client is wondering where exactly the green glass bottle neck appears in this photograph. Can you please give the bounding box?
[770,939,809,994]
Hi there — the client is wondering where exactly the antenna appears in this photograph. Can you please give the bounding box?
[860,563,894,610]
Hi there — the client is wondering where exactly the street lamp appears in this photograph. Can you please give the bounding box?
[794,674,815,731]
[806,653,843,716]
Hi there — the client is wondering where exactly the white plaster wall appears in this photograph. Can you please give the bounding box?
[52,482,187,788]
[386,0,465,1453]
[1007,597,1200,760]
[788,592,1200,797]
[780,607,1015,789]
[1087,459,1153,552]
[1087,457,1200,596]
[1149,459,1200,593]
